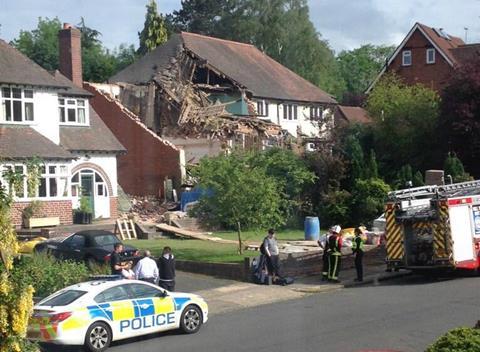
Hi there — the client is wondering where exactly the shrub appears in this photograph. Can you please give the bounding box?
[426,327,480,352]
[12,254,89,298]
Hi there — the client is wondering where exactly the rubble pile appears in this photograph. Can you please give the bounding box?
[122,196,177,223]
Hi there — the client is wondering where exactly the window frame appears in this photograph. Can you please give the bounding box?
[58,97,89,126]
[0,162,69,201]
[402,50,412,66]
[426,48,435,64]
[309,106,323,121]
[0,86,35,123]
[282,104,298,121]
[256,100,269,117]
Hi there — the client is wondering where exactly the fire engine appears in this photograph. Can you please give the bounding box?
[385,179,480,272]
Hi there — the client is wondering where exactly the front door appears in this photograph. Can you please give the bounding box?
[81,174,94,215]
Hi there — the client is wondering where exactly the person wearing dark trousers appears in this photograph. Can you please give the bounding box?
[263,229,280,283]
[157,246,176,291]
[327,225,342,283]
[318,228,333,281]
[133,250,159,284]
[352,227,365,282]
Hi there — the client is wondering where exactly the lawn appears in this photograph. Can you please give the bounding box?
[125,228,308,264]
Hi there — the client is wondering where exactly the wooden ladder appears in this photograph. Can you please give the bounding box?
[115,219,137,240]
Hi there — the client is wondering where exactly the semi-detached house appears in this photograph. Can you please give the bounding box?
[0,25,125,226]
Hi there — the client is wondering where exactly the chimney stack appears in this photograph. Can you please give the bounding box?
[58,23,83,87]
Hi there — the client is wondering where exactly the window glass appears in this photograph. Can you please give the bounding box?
[13,101,22,121]
[70,235,85,247]
[24,102,34,121]
[67,100,75,105]
[127,283,162,299]
[72,173,79,183]
[12,88,21,99]
[24,90,33,99]
[78,100,85,107]
[78,108,85,123]
[2,87,10,98]
[95,173,102,182]
[402,50,412,66]
[67,108,76,122]
[59,107,65,122]
[49,166,56,174]
[38,178,47,197]
[92,234,120,246]
[49,178,57,197]
[95,286,130,303]
[41,290,87,306]
[3,100,11,121]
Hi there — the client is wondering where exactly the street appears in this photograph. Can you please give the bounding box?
[42,273,479,352]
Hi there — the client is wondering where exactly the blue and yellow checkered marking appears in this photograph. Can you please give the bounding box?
[173,297,191,311]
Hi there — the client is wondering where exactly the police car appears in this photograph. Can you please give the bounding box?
[27,279,209,352]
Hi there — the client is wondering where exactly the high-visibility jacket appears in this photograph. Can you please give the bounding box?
[352,236,364,253]
[328,234,342,255]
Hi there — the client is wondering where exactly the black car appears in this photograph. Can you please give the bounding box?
[34,230,138,267]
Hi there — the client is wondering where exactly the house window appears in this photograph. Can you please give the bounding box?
[0,163,68,199]
[71,170,108,199]
[0,87,34,122]
[402,50,412,66]
[256,101,269,117]
[310,106,323,120]
[426,48,435,64]
[283,104,297,120]
[59,98,87,124]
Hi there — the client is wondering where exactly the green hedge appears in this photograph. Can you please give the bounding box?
[12,254,90,298]
[426,327,480,352]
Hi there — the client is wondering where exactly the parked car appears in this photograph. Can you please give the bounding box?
[34,230,138,267]
[28,279,208,352]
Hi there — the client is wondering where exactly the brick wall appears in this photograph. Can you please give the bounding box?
[388,28,454,92]
[85,84,183,197]
[11,200,73,227]
[58,25,83,87]
[109,197,118,220]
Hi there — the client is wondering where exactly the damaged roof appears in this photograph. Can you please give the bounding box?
[51,70,93,97]
[110,33,337,104]
[0,39,67,88]
[0,126,73,159]
[60,106,126,153]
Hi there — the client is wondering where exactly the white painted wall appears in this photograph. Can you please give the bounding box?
[31,89,61,144]
[165,137,224,164]
[70,153,118,219]
[254,98,334,137]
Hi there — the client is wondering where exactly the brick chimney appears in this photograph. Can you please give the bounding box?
[58,23,83,87]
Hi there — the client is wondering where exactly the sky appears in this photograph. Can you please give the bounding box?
[0,0,479,54]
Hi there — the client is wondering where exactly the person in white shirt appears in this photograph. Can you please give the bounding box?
[121,261,135,280]
[134,250,159,284]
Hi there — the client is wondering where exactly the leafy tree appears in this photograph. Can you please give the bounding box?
[12,17,62,71]
[138,0,168,56]
[11,17,136,82]
[364,149,379,179]
[336,44,395,103]
[366,73,441,179]
[412,171,424,187]
[192,151,284,253]
[344,134,365,186]
[440,59,480,177]
[444,153,471,183]
[350,178,390,225]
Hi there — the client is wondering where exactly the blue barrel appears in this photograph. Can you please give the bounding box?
[304,217,320,241]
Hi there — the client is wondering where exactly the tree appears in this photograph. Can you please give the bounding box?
[336,44,395,103]
[444,153,471,183]
[0,166,36,352]
[364,149,379,179]
[344,134,365,186]
[137,0,168,56]
[12,17,62,71]
[366,73,441,180]
[12,17,136,82]
[440,59,480,177]
[192,151,284,253]
[350,178,390,225]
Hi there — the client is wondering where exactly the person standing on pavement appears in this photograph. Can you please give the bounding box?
[134,250,159,284]
[352,227,365,282]
[327,225,342,282]
[318,227,333,281]
[263,229,280,283]
[157,246,176,291]
[110,243,127,276]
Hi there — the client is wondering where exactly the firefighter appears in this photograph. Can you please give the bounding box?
[352,227,365,282]
[327,225,342,282]
[318,227,334,281]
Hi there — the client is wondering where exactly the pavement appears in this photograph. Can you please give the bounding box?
[177,263,410,315]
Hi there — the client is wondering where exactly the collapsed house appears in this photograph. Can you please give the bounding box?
[94,32,337,163]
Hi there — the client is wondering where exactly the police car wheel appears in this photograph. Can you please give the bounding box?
[180,305,202,334]
[84,322,112,352]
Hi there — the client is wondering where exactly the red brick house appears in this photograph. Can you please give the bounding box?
[335,105,372,127]
[368,22,480,93]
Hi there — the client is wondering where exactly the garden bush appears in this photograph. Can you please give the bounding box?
[12,254,89,298]
[425,327,480,352]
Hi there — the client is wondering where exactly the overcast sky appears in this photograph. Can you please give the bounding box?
[1,0,479,54]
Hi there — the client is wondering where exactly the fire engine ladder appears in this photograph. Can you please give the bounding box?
[437,179,480,196]
[387,185,438,202]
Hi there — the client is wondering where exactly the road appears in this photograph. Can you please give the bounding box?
[41,274,479,352]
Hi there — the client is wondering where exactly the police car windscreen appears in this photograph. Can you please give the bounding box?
[41,290,87,307]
